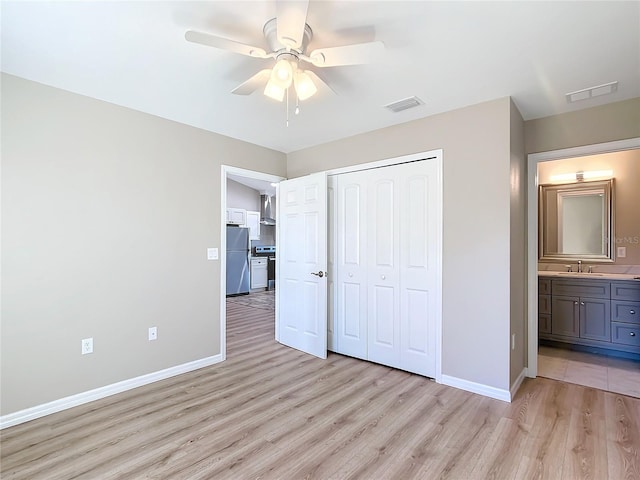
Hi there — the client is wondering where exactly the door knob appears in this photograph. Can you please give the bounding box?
[381,275,386,280]
[310,271,325,278]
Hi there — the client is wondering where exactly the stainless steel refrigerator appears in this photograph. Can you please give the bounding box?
[226,226,250,296]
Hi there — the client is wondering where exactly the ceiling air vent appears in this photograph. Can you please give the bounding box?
[566,81,618,103]
[384,96,424,113]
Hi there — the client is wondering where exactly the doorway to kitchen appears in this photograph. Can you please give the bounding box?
[221,165,285,360]
[526,138,640,397]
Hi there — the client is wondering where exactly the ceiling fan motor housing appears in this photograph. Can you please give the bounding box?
[263,17,313,56]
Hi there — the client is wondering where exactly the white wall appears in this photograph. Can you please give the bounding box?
[1,74,287,415]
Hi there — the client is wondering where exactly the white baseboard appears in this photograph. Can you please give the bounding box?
[0,354,223,429]
[440,374,511,402]
[510,368,526,401]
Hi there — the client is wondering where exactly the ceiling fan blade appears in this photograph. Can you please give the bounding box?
[185,30,269,58]
[308,41,384,67]
[231,69,273,95]
[305,70,336,95]
[276,0,309,49]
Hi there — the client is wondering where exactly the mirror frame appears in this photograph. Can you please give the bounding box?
[538,179,615,262]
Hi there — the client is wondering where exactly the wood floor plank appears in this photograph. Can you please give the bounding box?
[2,299,640,479]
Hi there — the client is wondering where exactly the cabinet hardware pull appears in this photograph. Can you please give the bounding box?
[381,275,386,280]
[630,332,636,337]
[574,301,578,305]
[580,302,585,305]
[630,310,636,314]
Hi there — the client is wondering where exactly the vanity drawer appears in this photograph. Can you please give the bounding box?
[539,278,551,295]
[539,314,551,334]
[611,301,640,324]
[611,281,640,301]
[539,295,551,314]
[611,322,640,347]
[552,280,610,299]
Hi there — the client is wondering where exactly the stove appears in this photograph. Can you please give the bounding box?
[254,245,276,257]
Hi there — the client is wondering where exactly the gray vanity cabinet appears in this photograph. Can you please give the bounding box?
[610,281,640,348]
[539,277,639,359]
[551,296,579,337]
[550,295,610,341]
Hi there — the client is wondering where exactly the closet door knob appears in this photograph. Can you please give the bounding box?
[381,275,386,280]
[580,302,585,306]
[574,301,578,305]
[348,273,353,277]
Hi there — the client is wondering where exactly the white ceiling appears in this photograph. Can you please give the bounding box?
[2,1,639,153]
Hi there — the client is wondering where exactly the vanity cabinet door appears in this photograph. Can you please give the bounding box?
[551,296,580,338]
[580,298,611,342]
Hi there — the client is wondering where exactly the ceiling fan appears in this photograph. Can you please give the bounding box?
[185,0,384,106]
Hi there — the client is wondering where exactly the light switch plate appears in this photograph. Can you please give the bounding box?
[617,246,626,258]
[207,248,218,260]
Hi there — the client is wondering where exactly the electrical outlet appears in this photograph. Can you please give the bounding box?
[148,326,157,341]
[82,337,93,355]
[617,246,627,258]
[207,248,218,260]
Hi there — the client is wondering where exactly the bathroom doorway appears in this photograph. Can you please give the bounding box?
[527,139,640,397]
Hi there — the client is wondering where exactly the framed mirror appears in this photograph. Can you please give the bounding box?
[539,179,614,262]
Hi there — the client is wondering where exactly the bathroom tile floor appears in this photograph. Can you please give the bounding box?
[538,345,640,398]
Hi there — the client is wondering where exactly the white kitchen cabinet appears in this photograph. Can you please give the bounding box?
[250,257,268,289]
[245,210,261,240]
[226,208,246,225]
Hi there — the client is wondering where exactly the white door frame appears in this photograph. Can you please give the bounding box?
[220,165,286,360]
[327,149,443,383]
[526,137,640,377]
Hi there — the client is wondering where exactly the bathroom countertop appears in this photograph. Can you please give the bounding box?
[538,271,640,281]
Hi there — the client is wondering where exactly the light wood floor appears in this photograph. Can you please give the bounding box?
[2,302,640,479]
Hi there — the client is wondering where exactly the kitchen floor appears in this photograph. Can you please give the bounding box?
[538,345,640,398]
[226,289,275,311]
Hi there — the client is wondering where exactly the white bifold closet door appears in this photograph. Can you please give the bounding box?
[333,159,439,377]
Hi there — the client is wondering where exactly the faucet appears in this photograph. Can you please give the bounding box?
[577,260,583,273]
[565,265,572,272]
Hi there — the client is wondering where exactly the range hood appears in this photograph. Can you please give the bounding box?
[260,194,276,225]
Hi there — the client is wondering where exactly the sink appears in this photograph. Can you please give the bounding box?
[556,272,604,276]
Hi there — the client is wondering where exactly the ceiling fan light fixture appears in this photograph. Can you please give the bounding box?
[271,58,294,89]
[264,79,285,102]
[294,70,317,100]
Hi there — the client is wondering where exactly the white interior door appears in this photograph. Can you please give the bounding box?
[367,168,401,369]
[335,171,368,359]
[398,160,439,377]
[277,172,328,359]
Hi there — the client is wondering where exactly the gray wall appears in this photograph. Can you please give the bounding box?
[227,179,260,212]
[288,97,518,391]
[525,97,640,154]
[1,74,287,415]
[509,100,526,386]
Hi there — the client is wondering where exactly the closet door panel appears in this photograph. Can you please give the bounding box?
[335,174,367,359]
[327,177,337,351]
[399,162,438,377]
[367,173,400,368]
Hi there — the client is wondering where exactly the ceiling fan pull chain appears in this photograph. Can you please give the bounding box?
[286,87,289,127]
[295,95,300,115]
